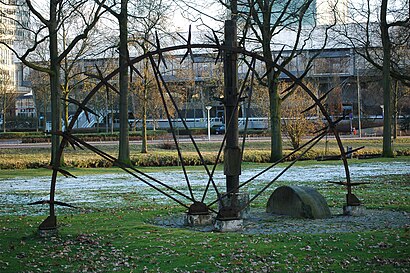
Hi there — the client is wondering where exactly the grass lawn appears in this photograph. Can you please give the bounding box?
[1,156,409,272]
[1,209,409,272]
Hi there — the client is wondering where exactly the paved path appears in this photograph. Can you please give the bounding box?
[0,135,403,149]
[0,135,270,149]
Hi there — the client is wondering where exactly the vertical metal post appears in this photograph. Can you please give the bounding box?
[356,57,362,138]
[223,19,241,215]
[206,106,212,141]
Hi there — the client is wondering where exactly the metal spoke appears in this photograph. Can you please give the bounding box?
[238,131,327,212]
[240,58,256,160]
[207,129,328,207]
[148,54,196,201]
[200,56,256,204]
[149,54,224,201]
[67,133,195,206]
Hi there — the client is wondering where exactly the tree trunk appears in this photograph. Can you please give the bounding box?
[111,105,114,134]
[32,90,39,132]
[380,0,394,157]
[117,0,130,164]
[49,0,62,167]
[259,5,283,162]
[48,0,62,220]
[63,89,69,130]
[141,85,148,153]
[268,73,282,162]
[2,102,6,133]
[43,99,47,132]
[393,80,398,139]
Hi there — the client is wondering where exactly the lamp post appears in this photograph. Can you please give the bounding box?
[356,60,362,138]
[206,106,212,141]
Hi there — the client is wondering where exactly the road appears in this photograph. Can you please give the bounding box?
[0,134,392,149]
[0,135,263,149]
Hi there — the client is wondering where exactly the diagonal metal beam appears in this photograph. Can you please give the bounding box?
[148,54,196,201]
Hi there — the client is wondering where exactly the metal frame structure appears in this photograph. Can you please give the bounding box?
[30,27,362,231]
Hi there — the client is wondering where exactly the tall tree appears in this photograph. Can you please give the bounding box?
[0,69,15,132]
[98,0,132,164]
[130,58,155,153]
[280,81,317,149]
[380,0,394,156]
[29,69,50,131]
[129,0,170,153]
[236,0,316,161]
[0,0,106,166]
[60,18,102,130]
[335,0,410,157]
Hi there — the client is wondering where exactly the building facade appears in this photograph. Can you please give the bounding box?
[0,0,32,125]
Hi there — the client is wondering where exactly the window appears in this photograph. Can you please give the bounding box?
[314,56,351,75]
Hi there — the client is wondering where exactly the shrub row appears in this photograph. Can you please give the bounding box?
[18,130,169,143]
[0,132,47,139]
[0,160,49,169]
[10,130,269,143]
[2,148,407,170]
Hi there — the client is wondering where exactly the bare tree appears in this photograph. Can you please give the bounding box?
[84,57,119,133]
[128,0,170,153]
[249,81,270,118]
[97,0,137,163]
[0,69,16,132]
[169,58,196,115]
[232,0,321,162]
[29,69,50,131]
[0,0,106,166]
[60,18,103,130]
[130,60,155,153]
[334,0,410,156]
[280,81,318,149]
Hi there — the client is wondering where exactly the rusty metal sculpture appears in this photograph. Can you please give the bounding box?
[30,25,362,231]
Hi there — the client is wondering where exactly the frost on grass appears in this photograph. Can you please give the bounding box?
[1,161,409,217]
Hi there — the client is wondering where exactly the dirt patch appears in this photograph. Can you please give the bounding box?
[153,208,410,234]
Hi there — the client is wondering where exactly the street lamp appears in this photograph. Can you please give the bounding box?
[356,62,362,138]
[206,106,212,141]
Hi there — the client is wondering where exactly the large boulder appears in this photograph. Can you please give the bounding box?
[266,186,331,219]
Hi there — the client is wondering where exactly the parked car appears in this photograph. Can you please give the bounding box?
[212,124,225,134]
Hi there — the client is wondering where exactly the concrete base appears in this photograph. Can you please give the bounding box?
[184,213,213,226]
[213,219,243,232]
[38,228,58,238]
[219,192,250,219]
[343,205,365,216]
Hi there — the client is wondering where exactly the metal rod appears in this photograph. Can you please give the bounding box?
[207,129,328,207]
[69,134,194,205]
[149,54,223,201]
[240,58,256,159]
[238,132,327,212]
[200,56,254,204]
[148,55,196,201]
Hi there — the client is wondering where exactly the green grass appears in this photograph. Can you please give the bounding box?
[1,207,409,272]
[1,147,409,271]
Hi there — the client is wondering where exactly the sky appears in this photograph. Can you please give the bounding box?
[169,0,225,32]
